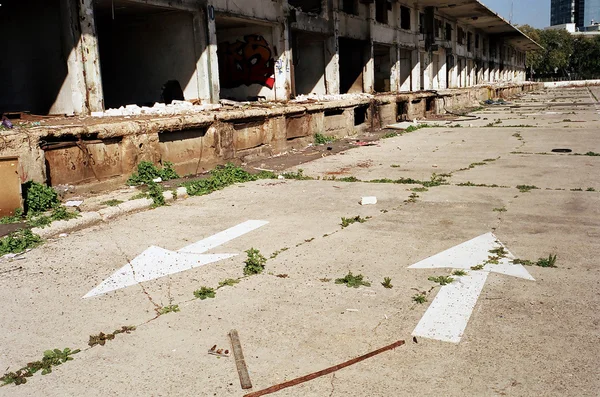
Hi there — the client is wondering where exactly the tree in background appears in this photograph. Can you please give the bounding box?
[519,25,600,80]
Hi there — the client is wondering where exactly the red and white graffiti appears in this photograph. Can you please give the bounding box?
[218,35,275,89]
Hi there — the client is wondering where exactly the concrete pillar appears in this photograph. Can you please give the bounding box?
[449,55,458,88]
[324,25,340,94]
[77,0,104,112]
[204,5,220,103]
[390,45,400,93]
[273,22,292,100]
[192,8,213,103]
[411,49,420,92]
[56,0,87,115]
[363,40,375,93]
[438,48,447,89]
[423,52,432,90]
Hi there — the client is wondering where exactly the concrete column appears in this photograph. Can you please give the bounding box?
[273,22,293,100]
[449,55,457,88]
[390,45,400,93]
[56,0,87,115]
[363,40,375,93]
[438,48,447,89]
[411,50,420,91]
[325,15,340,95]
[204,5,220,103]
[423,52,432,90]
[77,0,104,113]
[192,9,212,103]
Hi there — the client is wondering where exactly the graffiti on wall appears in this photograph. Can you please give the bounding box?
[218,35,276,89]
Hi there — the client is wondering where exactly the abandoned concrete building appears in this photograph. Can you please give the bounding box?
[0,0,541,203]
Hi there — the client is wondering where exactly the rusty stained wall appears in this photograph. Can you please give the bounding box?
[43,139,124,186]
[0,157,22,216]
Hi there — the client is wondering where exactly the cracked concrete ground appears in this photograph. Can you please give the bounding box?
[1,87,599,396]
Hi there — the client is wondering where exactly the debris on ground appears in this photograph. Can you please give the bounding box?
[208,345,230,357]
[360,196,377,205]
[243,340,405,397]
[229,329,252,390]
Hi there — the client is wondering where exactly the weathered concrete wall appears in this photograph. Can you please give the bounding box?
[97,10,201,108]
[0,83,540,193]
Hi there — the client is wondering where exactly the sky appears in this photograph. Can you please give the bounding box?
[481,0,551,28]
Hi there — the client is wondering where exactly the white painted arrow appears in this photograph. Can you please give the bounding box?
[409,232,534,343]
[83,220,268,298]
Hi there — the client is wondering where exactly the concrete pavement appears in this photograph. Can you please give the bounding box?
[0,87,599,396]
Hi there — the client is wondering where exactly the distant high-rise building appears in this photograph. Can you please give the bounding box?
[551,0,600,27]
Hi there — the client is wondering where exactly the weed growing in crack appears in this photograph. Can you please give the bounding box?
[571,188,583,191]
[314,133,337,145]
[405,193,419,203]
[159,304,180,315]
[182,163,277,196]
[127,161,179,186]
[280,169,314,180]
[102,199,123,207]
[536,254,557,268]
[88,326,136,347]
[381,277,393,289]
[456,182,503,188]
[337,176,360,182]
[517,185,539,193]
[412,293,427,304]
[422,173,449,187]
[335,272,371,288]
[341,215,368,228]
[130,192,149,201]
[319,278,331,282]
[382,131,399,138]
[511,258,534,266]
[1,348,81,386]
[218,278,240,288]
[428,275,454,285]
[471,264,484,270]
[452,270,468,276]
[269,247,289,259]
[412,187,428,192]
[147,181,166,207]
[193,287,216,300]
[493,207,507,212]
[243,248,267,275]
[469,162,487,169]
[584,151,600,156]
[587,187,596,191]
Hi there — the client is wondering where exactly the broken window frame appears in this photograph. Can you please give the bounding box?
[467,32,473,52]
[445,23,452,41]
[341,0,358,15]
[457,27,465,45]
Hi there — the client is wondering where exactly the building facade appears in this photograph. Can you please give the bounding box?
[0,0,536,117]
[551,0,600,27]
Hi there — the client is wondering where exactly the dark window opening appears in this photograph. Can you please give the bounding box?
[339,38,368,94]
[434,19,442,38]
[419,13,426,34]
[341,0,357,15]
[457,27,465,44]
[426,98,435,113]
[374,44,392,92]
[354,105,368,126]
[325,108,345,116]
[445,23,452,40]
[375,0,388,24]
[288,0,322,14]
[411,99,421,104]
[400,6,411,30]
[396,101,408,121]
[475,34,480,49]
[159,127,208,143]
[467,32,472,51]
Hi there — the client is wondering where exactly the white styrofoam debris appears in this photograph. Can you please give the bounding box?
[152,177,162,183]
[93,101,222,118]
[361,196,377,205]
[65,200,83,207]
[293,93,374,102]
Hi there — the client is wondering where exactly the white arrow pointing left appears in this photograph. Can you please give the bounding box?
[409,232,534,343]
[83,220,268,298]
